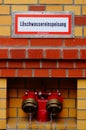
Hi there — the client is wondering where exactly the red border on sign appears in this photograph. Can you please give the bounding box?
[15,14,72,35]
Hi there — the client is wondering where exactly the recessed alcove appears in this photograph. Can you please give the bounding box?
[7,78,77,130]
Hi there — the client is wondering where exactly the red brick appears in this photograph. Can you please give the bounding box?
[0,60,7,68]
[42,60,57,68]
[68,69,83,77]
[62,49,78,59]
[45,49,60,59]
[10,49,26,59]
[59,60,74,68]
[25,60,40,68]
[80,49,86,59]
[76,61,86,68]
[0,38,28,47]
[8,60,23,68]
[34,69,49,77]
[75,16,86,25]
[17,69,32,77]
[1,69,16,77]
[51,69,66,77]
[0,49,8,59]
[30,38,62,47]
[29,5,45,11]
[64,38,86,47]
[28,49,43,59]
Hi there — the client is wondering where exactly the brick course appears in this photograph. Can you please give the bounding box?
[4,0,37,4]
[39,0,73,4]
[0,59,86,77]
[0,47,85,61]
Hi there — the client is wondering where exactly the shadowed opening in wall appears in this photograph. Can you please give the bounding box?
[7,78,77,130]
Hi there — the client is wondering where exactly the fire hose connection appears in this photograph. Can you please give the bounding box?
[22,89,63,122]
[22,98,38,113]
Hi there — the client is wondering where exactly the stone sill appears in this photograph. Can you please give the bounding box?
[7,117,77,130]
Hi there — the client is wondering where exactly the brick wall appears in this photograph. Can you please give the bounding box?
[0,1,86,37]
[0,0,86,130]
[0,79,7,129]
[77,80,86,130]
[0,0,86,79]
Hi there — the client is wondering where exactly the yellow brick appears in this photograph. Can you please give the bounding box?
[18,89,26,97]
[0,120,6,129]
[77,120,86,130]
[77,90,86,98]
[46,6,63,11]
[0,99,6,108]
[64,6,81,15]
[8,108,17,117]
[0,109,6,118]
[60,89,68,98]
[0,5,10,14]
[0,0,2,3]
[82,6,86,15]
[18,108,27,117]
[69,89,76,98]
[39,0,72,4]
[75,0,86,4]
[0,89,6,98]
[9,98,22,107]
[18,118,28,129]
[69,109,76,118]
[31,121,38,129]
[56,119,65,130]
[38,123,45,129]
[7,118,17,129]
[0,16,11,25]
[77,79,86,88]
[74,27,82,37]
[12,5,28,11]
[4,0,37,4]
[0,79,7,88]
[84,27,86,36]
[77,110,86,119]
[58,108,68,118]
[66,119,76,129]
[6,108,8,118]
[0,26,10,36]
[77,100,86,109]
[8,89,17,97]
[64,99,75,108]
[46,123,55,130]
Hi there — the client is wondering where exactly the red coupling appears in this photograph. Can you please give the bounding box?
[46,91,63,114]
[22,90,38,114]
[22,89,63,122]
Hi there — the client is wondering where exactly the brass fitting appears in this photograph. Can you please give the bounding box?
[46,99,62,114]
[22,98,38,114]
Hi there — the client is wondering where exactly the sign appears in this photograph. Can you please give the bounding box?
[12,11,74,38]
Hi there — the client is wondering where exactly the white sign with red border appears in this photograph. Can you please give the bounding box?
[12,11,74,38]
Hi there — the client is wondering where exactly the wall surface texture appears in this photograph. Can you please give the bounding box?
[0,0,86,130]
[0,0,86,78]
